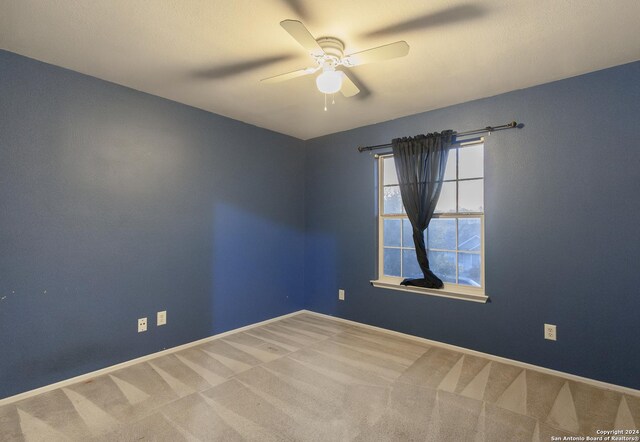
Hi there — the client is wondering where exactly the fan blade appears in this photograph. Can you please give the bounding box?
[342,41,409,67]
[338,67,371,99]
[340,71,360,97]
[280,20,324,56]
[363,4,485,38]
[261,67,316,83]
[192,54,295,79]
[279,0,311,21]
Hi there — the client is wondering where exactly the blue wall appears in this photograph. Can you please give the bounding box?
[0,50,305,399]
[1,48,639,398]
[304,61,640,390]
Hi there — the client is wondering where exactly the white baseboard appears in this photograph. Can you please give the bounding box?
[2,308,637,406]
[0,310,304,406]
[301,310,640,398]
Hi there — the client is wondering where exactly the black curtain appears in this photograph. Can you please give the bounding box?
[392,131,453,289]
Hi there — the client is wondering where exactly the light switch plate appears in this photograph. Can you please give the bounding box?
[157,310,167,326]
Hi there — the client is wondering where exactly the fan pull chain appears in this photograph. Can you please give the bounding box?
[332,94,335,105]
[324,94,327,111]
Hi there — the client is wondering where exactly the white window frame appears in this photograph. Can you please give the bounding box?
[371,139,489,303]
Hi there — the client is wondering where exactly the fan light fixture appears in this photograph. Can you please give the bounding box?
[261,20,410,110]
[316,68,343,94]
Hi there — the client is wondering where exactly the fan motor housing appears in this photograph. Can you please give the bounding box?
[316,37,345,63]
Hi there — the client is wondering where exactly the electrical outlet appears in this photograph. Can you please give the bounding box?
[544,323,556,341]
[138,317,147,333]
[157,310,167,326]
[338,289,345,301]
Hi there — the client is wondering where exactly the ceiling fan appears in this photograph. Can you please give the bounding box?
[261,20,410,102]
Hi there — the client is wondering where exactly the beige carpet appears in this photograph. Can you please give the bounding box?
[0,313,638,441]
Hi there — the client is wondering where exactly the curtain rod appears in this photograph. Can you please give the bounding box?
[357,121,519,153]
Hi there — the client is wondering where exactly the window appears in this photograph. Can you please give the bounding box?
[375,140,485,299]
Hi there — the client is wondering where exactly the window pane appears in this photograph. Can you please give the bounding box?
[383,157,398,185]
[428,251,456,283]
[402,219,428,249]
[402,249,422,279]
[380,151,484,290]
[383,248,401,277]
[459,179,483,213]
[402,218,414,248]
[443,149,457,181]
[428,218,456,250]
[458,253,481,287]
[458,218,481,251]
[383,219,401,247]
[435,181,456,213]
[459,144,484,179]
[383,186,403,214]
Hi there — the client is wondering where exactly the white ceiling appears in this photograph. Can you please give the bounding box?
[2,0,639,140]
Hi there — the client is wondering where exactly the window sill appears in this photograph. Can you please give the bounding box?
[370,280,489,303]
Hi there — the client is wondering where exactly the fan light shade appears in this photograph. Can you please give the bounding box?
[316,70,343,94]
